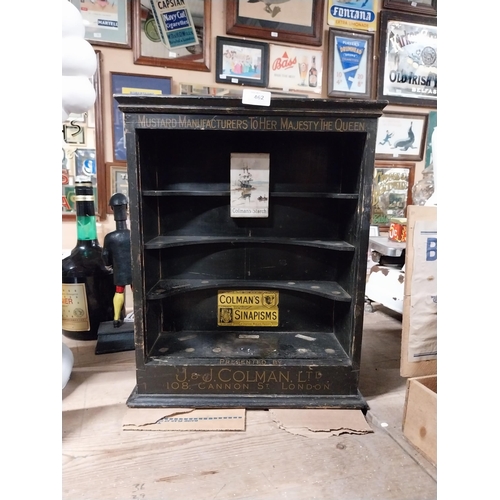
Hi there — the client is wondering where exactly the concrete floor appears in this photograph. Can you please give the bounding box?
[62,306,437,499]
[360,306,437,492]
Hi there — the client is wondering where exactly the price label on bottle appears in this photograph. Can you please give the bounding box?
[242,89,271,107]
[62,283,90,331]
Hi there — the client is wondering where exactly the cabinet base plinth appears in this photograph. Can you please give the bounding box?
[126,386,368,411]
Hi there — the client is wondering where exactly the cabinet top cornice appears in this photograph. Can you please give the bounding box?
[115,95,388,118]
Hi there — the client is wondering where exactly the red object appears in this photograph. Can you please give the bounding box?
[388,219,407,243]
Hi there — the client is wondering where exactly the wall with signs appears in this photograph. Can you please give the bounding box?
[62,1,436,249]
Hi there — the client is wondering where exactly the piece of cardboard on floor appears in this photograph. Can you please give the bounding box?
[123,408,246,431]
[122,407,372,436]
[270,409,373,438]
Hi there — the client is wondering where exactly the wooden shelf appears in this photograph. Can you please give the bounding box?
[143,189,358,199]
[147,330,351,364]
[146,278,351,302]
[144,235,355,251]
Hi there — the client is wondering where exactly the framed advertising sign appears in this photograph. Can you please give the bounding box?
[133,0,211,72]
[371,161,415,227]
[327,28,373,99]
[327,0,380,32]
[268,44,322,94]
[377,11,437,107]
[69,0,131,48]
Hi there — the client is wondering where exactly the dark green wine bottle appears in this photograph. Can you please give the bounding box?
[62,177,115,341]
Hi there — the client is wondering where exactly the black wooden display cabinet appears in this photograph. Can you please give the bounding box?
[117,95,386,409]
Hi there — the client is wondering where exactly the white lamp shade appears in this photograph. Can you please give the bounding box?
[62,76,96,114]
[62,342,74,390]
[62,0,85,39]
[62,36,97,77]
[62,107,70,122]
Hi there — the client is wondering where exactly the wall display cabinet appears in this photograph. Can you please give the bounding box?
[116,95,386,409]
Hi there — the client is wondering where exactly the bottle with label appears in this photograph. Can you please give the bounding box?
[308,56,318,88]
[62,177,115,341]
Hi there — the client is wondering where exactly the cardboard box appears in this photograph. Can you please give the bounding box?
[402,375,437,465]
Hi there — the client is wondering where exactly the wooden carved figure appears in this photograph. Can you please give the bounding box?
[102,193,132,327]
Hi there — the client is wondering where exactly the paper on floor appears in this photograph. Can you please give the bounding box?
[123,407,246,431]
[269,409,373,438]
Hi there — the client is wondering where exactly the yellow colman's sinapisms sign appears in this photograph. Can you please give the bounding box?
[218,290,279,327]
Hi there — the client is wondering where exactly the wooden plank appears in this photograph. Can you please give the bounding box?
[402,375,437,465]
[401,205,437,377]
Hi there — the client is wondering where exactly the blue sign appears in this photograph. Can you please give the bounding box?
[336,37,367,89]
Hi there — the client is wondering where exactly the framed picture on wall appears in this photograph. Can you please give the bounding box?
[383,0,437,16]
[371,161,415,228]
[69,0,131,48]
[110,72,172,162]
[63,122,86,146]
[424,111,437,169]
[327,0,380,32]
[132,0,211,72]
[375,113,428,161]
[377,10,437,107]
[106,162,129,213]
[216,37,269,87]
[327,28,374,99]
[268,44,322,94]
[226,0,324,46]
[74,149,97,177]
[178,83,245,97]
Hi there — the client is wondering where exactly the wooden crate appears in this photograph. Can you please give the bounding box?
[402,375,437,465]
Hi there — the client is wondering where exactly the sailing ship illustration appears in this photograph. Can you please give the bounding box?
[237,165,254,190]
[232,163,268,201]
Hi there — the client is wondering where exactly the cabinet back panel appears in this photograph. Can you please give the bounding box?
[159,289,335,333]
[137,129,365,194]
[143,197,352,239]
[154,245,352,281]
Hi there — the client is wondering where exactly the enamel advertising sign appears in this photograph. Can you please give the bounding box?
[327,0,379,32]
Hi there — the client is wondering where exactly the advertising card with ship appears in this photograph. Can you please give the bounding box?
[230,153,270,218]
